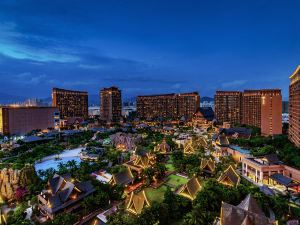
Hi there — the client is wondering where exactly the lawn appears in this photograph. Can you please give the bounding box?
[165,163,175,172]
[165,174,188,188]
[144,185,168,203]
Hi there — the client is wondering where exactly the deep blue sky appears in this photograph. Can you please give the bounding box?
[0,0,299,99]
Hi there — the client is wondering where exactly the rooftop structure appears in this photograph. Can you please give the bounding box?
[125,191,150,215]
[109,168,134,186]
[219,127,252,139]
[215,194,277,225]
[183,140,195,154]
[218,165,240,187]
[109,132,142,152]
[190,107,213,128]
[154,138,171,154]
[38,174,95,220]
[177,176,202,200]
[200,158,216,175]
[124,151,156,173]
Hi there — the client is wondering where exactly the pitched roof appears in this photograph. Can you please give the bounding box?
[184,140,194,154]
[219,194,276,225]
[111,167,134,186]
[155,139,170,153]
[262,154,279,165]
[49,174,64,194]
[220,127,252,139]
[134,153,155,168]
[200,158,215,173]
[126,191,150,215]
[178,176,201,200]
[237,194,264,216]
[45,174,95,211]
[218,165,240,187]
[217,134,230,147]
[269,173,299,187]
[198,107,215,121]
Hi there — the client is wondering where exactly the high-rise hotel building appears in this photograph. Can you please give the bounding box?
[52,88,88,119]
[289,65,300,147]
[215,89,282,136]
[214,91,243,125]
[100,87,122,122]
[0,106,59,135]
[137,92,200,120]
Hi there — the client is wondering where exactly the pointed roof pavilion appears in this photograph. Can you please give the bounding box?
[177,176,202,200]
[184,140,195,154]
[200,158,216,174]
[218,194,277,225]
[110,167,134,186]
[154,138,171,154]
[126,190,151,215]
[218,165,240,187]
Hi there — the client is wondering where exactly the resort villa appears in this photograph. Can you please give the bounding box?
[242,155,300,192]
[38,174,95,220]
[214,194,277,225]
[177,176,202,200]
[125,191,150,215]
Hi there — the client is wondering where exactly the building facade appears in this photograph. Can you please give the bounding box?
[0,106,59,135]
[100,87,122,122]
[215,89,282,136]
[137,92,200,120]
[289,65,300,147]
[52,88,88,119]
[214,91,243,124]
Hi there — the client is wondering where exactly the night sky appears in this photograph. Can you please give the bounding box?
[0,0,299,100]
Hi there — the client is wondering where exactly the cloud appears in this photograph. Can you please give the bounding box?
[13,72,47,85]
[221,80,247,88]
[0,21,80,63]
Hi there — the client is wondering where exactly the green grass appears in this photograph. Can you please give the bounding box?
[165,163,175,172]
[165,174,188,188]
[144,185,168,203]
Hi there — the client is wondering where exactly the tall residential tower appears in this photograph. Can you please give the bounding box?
[100,87,122,122]
[289,66,300,147]
[215,89,282,136]
[137,92,200,120]
[214,91,243,125]
[52,88,88,119]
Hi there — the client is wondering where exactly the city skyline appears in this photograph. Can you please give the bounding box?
[0,0,299,100]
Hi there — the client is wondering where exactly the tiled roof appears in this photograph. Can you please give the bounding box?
[219,194,276,225]
[178,176,201,200]
[200,158,215,173]
[112,168,134,186]
[218,165,240,187]
[126,191,150,215]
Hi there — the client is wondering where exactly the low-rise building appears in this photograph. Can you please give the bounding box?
[242,155,300,192]
[38,174,95,220]
[214,194,277,225]
[0,106,59,135]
